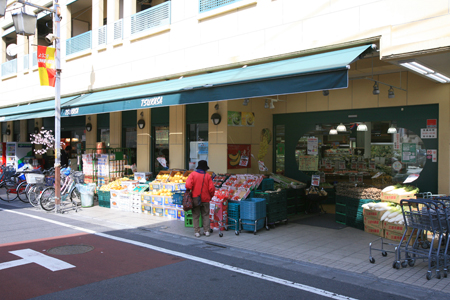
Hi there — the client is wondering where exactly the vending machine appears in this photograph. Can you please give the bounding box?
[6,142,33,170]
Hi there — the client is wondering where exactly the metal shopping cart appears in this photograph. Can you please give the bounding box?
[393,198,450,280]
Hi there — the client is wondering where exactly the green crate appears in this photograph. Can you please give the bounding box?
[97,190,111,208]
[267,212,287,224]
[335,203,346,214]
[184,215,202,228]
[255,190,287,205]
[335,212,346,224]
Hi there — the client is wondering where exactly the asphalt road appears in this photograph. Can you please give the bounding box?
[0,202,447,300]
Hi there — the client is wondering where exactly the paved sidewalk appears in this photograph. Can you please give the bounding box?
[4,200,450,294]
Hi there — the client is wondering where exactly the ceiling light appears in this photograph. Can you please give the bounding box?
[264,99,269,109]
[336,123,346,132]
[373,82,380,95]
[388,86,395,98]
[270,99,275,109]
[399,60,450,83]
[387,124,397,134]
[322,90,329,96]
[329,128,338,135]
[243,98,249,106]
[357,123,368,131]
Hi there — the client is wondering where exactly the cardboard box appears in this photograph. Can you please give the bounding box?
[134,172,152,183]
[363,208,384,219]
[383,222,413,235]
[364,216,383,228]
[364,224,384,237]
[381,192,416,204]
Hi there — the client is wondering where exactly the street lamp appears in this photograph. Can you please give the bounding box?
[12,0,63,213]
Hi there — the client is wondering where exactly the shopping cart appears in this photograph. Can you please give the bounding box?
[393,198,450,280]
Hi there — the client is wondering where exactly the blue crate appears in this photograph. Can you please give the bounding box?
[172,191,185,205]
[240,198,266,220]
[241,218,265,232]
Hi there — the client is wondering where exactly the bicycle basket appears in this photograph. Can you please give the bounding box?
[73,172,85,184]
[25,173,45,184]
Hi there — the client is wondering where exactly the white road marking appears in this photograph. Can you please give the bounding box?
[0,249,75,271]
[1,208,357,300]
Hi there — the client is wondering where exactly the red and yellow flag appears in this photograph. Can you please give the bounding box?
[37,46,56,87]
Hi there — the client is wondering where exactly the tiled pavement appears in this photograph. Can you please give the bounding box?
[4,200,450,294]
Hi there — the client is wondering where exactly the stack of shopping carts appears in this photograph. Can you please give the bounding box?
[394,197,450,280]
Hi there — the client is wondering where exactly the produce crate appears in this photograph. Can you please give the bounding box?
[184,215,202,228]
[257,178,274,191]
[240,198,266,220]
[267,210,287,224]
[241,218,265,232]
[287,205,297,215]
[255,190,287,205]
[227,202,240,230]
[335,212,346,224]
[172,191,185,205]
[335,203,346,214]
[296,203,306,214]
[322,187,336,204]
[98,190,111,208]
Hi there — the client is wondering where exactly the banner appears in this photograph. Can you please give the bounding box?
[227,144,251,169]
[37,46,56,87]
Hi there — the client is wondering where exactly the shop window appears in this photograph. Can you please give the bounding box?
[154,126,169,173]
[295,121,427,186]
[99,129,110,146]
[187,123,208,170]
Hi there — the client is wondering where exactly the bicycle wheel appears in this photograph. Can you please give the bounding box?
[40,187,56,211]
[70,188,81,206]
[0,181,18,202]
[17,181,29,203]
[28,185,45,207]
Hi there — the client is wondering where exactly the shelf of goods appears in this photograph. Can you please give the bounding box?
[82,150,128,187]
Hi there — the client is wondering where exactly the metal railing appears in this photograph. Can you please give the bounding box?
[199,0,241,13]
[32,51,37,67]
[131,1,171,35]
[1,59,17,77]
[66,31,92,56]
[98,25,107,46]
[114,19,123,40]
[23,54,29,70]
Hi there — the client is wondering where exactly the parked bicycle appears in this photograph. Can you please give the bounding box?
[39,169,83,212]
[25,167,55,207]
[0,165,31,203]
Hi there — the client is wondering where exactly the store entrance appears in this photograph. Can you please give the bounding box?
[152,126,169,174]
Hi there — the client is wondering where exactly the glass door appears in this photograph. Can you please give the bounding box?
[152,125,169,174]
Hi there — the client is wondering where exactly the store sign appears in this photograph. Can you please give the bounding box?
[62,108,79,116]
[427,119,437,128]
[141,96,163,107]
[311,175,320,186]
[420,128,437,139]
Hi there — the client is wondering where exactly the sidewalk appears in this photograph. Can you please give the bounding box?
[4,199,450,294]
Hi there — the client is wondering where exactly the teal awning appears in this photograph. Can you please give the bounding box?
[0,45,372,119]
[59,45,372,117]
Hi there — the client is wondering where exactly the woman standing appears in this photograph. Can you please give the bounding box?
[186,160,215,237]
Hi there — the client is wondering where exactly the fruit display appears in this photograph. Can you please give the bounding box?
[335,182,382,200]
[99,177,132,191]
[146,188,174,197]
[213,174,229,188]
[155,173,170,182]
[167,171,187,183]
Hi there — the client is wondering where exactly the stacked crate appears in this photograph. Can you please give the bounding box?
[97,190,111,208]
[257,178,274,192]
[227,202,240,230]
[184,210,202,227]
[255,190,287,226]
[335,195,380,230]
[286,188,306,215]
[240,198,266,232]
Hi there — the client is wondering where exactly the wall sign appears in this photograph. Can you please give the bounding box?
[402,143,417,163]
[421,128,437,139]
[227,144,251,169]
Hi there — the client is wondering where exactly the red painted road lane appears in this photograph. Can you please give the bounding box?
[0,233,185,300]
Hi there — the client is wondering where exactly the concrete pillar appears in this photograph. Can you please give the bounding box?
[6,121,13,142]
[19,120,27,142]
[136,109,151,172]
[85,115,97,149]
[110,111,122,148]
[169,105,185,169]
[208,102,228,173]
[107,0,120,45]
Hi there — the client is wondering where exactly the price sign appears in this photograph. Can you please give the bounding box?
[311,175,320,186]
[357,175,364,183]
[349,174,356,183]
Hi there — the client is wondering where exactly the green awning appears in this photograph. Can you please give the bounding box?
[59,45,372,117]
[0,96,79,121]
[0,45,372,119]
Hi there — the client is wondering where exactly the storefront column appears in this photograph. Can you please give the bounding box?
[6,121,13,142]
[85,115,97,149]
[19,120,27,142]
[110,111,122,148]
[208,102,228,173]
[169,105,185,169]
[137,109,151,172]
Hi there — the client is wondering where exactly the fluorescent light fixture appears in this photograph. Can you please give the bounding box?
[336,123,346,132]
[373,82,380,95]
[387,124,397,134]
[400,60,450,83]
[357,123,368,131]
[329,128,338,135]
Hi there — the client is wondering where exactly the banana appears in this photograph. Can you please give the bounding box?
[229,153,241,166]
[228,152,239,160]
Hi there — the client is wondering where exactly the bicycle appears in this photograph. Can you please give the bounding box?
[25,168,55,207]
[39,169,84,212]
[0,165,29,203]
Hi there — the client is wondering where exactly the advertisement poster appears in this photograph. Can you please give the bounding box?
[402,143,417,163]
[298,155,319,171]
[311,175,320,186]
[227,111,255,127]
[227,144,251,169]
[307,137,318,155]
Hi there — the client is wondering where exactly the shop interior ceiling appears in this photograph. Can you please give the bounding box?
[349,51,450,84]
